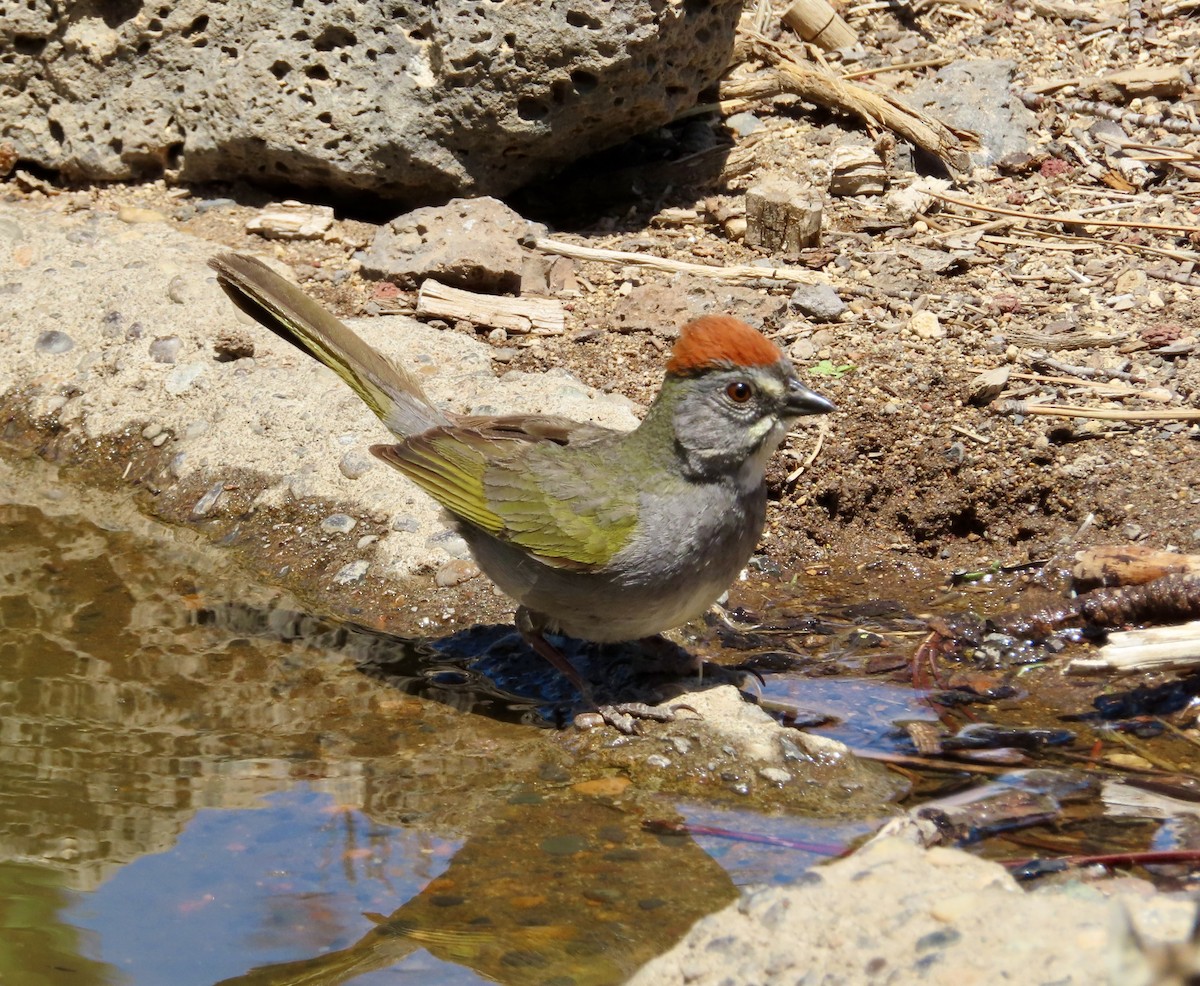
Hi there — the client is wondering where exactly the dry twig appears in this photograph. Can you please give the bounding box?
[727,31,971,173]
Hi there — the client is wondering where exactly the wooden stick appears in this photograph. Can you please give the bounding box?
[931,190,1200,236]
[532,236,828,288]
[415,280,565,335]
[1004,402,1200,422]
[731,32,971,173]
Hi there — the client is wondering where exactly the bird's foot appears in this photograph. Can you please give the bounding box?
[574,701,699,735]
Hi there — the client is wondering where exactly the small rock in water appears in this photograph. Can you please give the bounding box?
[191,481,225,518]
[333,560,369,585]
[35,330,74,354]
[759,766,792,786]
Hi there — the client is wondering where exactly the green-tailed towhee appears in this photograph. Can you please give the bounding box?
[209,253,834,710]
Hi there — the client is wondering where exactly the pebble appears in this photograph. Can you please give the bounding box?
[428,530,471,559]
[149,336,183,363]
[35,330,74,354]
[196,198,236,213]
[142,422,163,440]
[789,284,846,322]
[726,111,764,137]
[338,448,375,479]
[391,515,421,533]
[789,338,816,361]
[909,311,945,339]
[320,513,358,534]
[356,534,379,550]
[333,560,369,585]
[117,205,167,224]
[759,767,792,786]
[434,559,480,587]
[191,481,225,518]
[645,754,672,769]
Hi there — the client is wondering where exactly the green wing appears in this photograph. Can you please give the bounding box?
[373,429,637,569]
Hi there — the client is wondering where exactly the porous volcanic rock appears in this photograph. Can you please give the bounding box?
[0,0,741,204]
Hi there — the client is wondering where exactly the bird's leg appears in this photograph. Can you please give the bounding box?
[515,607,687,734]
[515,605,596,702]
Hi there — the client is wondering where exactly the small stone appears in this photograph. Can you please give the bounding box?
[151,432,170,447]
[149,336,183,363]
[645,754,672,769]
[117,205,167,224]
[320,513,358,534]
[726,111,763,136]
[196,198,236,213]
[435,558,481,587]
[428,530,471,559]
[1113,268,1148,295]
[357,534,379,549]
[191,481,225,518]
[141,422,163,440]
[788,283,845,321]
[910,311,945,339]
[789,337,816,361]
[339,449,375,480]
[391,515,421,533]
[759,766,792,786]
[35,330,74,354]
[333,560,369,584]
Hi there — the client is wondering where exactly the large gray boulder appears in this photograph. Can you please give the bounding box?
[0,0,741,204]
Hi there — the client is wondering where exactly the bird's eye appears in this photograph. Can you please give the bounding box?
[725,381,753,403]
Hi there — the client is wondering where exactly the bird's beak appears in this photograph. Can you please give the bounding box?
[785,377,837,417]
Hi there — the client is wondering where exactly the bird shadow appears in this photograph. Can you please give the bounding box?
[192,600,736,728]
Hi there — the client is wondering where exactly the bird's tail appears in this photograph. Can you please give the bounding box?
[208,252,451,437]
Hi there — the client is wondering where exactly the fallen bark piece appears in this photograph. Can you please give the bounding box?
[1067,620,1200,674]
[828,145,887,196]
[1076,65,1194,103]
[968,367,1010,406]
[416,280,565,335]
[782,0,857,51]
[1074,546,1200,588]
[245,201,335,240]
[744,177,823,255]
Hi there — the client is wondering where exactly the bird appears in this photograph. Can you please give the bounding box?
[208,252,835,724]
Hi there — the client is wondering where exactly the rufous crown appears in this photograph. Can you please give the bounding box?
[666,316,783,376]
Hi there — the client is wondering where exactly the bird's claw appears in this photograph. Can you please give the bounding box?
[574,702,700,734]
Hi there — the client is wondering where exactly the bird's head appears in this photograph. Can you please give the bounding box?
[656,315,836,481]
